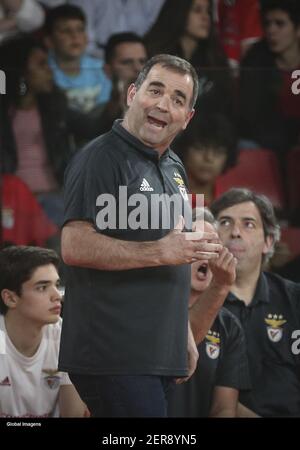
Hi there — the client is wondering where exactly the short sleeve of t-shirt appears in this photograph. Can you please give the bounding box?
[59,372,72,386]
[45,319,72,387]
[63,135,120,227]
[215,310,251,391]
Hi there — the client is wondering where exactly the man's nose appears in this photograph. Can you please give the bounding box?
[156,94,169,111]
[231,224,241,238]
[266,23,277,35]
[51,285,62,302]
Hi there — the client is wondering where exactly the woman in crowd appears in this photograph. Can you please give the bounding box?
[145,0,235,119]
[0,35,100,225]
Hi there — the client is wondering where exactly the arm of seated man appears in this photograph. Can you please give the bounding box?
[189,247,237,345]
[237,401,260,418]
[209,386,239,417]
[59,384,89,418]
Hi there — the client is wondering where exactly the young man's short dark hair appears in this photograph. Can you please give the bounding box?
[104,32,145,64]
[174,113,238,172]
[45,4,86,35]
[261,0,300,27]
[0,246,60,314]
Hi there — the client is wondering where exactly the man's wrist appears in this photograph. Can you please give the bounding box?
[151,239,166,266]
[209,279,232,296]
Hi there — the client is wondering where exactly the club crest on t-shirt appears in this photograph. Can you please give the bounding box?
[265,314,287,342]
[43,369,60,389]
[205,330,220,359]
[173,172,188,201]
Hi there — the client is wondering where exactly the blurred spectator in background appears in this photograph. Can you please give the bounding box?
[213,0,263,72]
[89,32,148,134]
[41,0,165,58]
[145,0,235,119]
[45,4,111,113]
[0,0,44,44]
[104,32,147,88]
[0,36,101,226]
[174,113,238,207]
[239,0,300,156]
[1,174,58,247]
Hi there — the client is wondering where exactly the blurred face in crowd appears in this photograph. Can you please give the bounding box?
[48,18,87,60]
[26,48,53,94]
[186,0,211,40]
[124,64,195,154]
[107,42,147,83]
[264,9,300,55]
[2,264,62,326]
[185,145,228,185]
[190,221,214,305]
[216,201,272,275]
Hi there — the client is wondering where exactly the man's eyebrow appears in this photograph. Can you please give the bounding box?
[174,89,187,102]
[218,215,232,221]
[218,215,257,222]
[242,217,257,222]
[147,82,187,102]
[34,279,60,286]
[148,81,165,89]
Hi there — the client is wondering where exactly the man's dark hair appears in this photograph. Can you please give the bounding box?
[135,54,199,109]
[261,0,300,27]
[105,32,145,64]
[174,113,238,172]
[0,246,60,315]
[45,4,86,35]
[210,188,280,262]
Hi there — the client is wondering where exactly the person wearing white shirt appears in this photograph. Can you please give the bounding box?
[0,245,87,418]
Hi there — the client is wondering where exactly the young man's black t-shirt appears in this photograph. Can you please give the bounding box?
[167,308,250,417]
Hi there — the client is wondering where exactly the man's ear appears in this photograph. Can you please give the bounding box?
[126,83,137,107]
[182,108,195,130]
[1,289,19,311]
[263,235,274,256]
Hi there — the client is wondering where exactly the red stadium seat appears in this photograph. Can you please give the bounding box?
[286,147,300,213]
[217,149,286,209]
[280,227,300,260]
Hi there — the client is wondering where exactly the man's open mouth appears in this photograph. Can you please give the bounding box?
[147,115,167,128]
[197,262,208,280]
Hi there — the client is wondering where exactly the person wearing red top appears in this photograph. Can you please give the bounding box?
[214,0,263,69]
[1,174,58,247]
